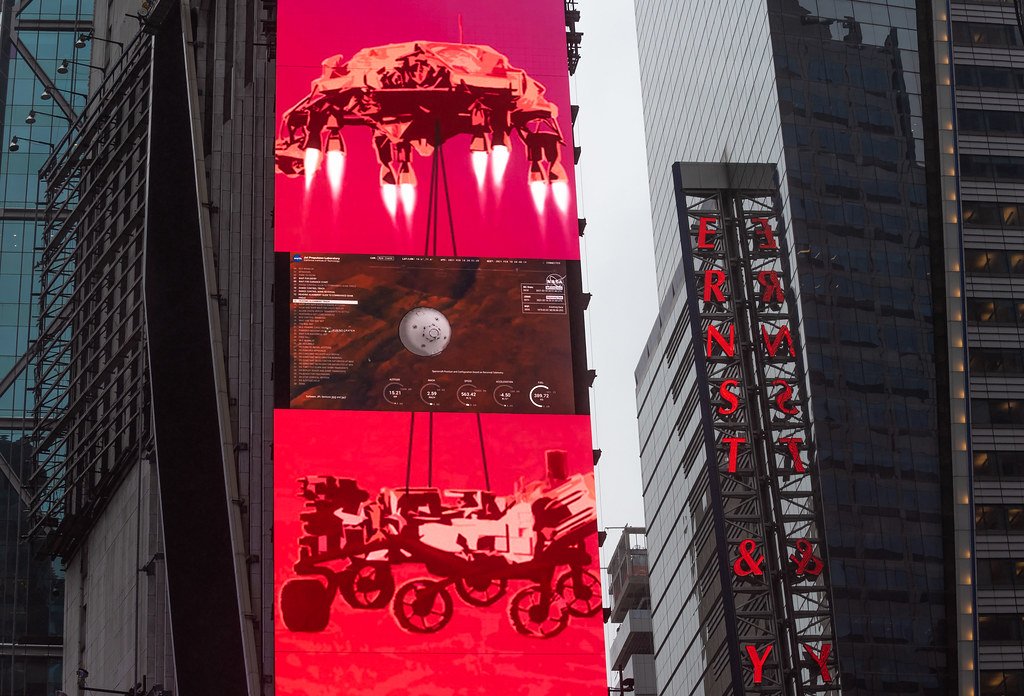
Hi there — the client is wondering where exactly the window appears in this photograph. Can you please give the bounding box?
[959,109,1024,136]
[961,155,1024,181]
[971,350,1024,374]
[981,670,1024,696]
[953,21,1024,47]
[976,559,1024,588]
[965,249,1024,275]
[973,399,1024,426]
[979,614,1024,641]
[977,505,1024,531]
[973,449,1024,476]
[963,202,1024,228]
[966,298,1024,325]
[956,65,1024,91]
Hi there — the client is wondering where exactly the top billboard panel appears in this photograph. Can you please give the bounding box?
[275,1,580,260]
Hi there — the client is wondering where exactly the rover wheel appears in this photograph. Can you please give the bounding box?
[555,569,602,617]
[455,576,508,607]
[508,585,569,639]
[339,563,395,609]
[280,578,331,632]
[392,579,454,634]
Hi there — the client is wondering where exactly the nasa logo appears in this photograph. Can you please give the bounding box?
[545,274,565,291]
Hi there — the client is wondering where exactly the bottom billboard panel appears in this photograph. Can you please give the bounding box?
[274,409,606,695]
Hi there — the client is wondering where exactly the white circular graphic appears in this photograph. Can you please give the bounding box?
[399,307,452,357]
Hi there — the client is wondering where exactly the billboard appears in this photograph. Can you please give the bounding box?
[286,254,583,414]
[274,2,579,260]
[275,410,604,694]
[274,2,604,694]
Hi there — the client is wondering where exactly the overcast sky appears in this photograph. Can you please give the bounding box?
[572,0,659,539]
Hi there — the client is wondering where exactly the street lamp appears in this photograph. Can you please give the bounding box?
[40,86,86,102]
[57,58,106,74]
[26,109,71,124]
[75,31,124,49]
[8,135,54,152]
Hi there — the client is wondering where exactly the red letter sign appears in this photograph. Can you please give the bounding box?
[697,217,717,249]
[762,325,796,358]
[717,380,740,415]
[772,380,799,416]
[757,271,785,304]
[778,436,806,473]
[733,539,765,577]
[752,218,777,249]
[722,436,745,473]
[703,268,726,302]
[706,324,736,358]
[790,539,824,578]
[746,644,773,684]
[803,643,832,682]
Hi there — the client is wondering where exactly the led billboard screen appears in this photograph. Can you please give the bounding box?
[275,2,579,259]
[274,2,602,693]
[286,253,582,414]
[275,410,604,694]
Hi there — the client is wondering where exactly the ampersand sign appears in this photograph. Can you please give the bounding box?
[733,539,765,577]
[790,538,824,577]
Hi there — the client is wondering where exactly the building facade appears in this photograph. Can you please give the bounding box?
[0,0,92,693]
[631,0,1011,694]
[952,3,1024,693]
[606,526,657,695]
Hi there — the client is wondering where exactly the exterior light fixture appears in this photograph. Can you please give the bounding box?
[75,31,123,49]
[8,135,54,152]
[57,57,106,74]
[25,109,70,124]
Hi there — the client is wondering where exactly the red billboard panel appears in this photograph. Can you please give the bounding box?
[274,410,605,695]
[274,2,579,259]
[288,254,578,414]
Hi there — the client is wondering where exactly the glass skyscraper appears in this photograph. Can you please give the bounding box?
[0,1,91,692]
[632,0,1021,694]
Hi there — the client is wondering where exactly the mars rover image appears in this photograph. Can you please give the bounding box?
[275,41,571,215]
[279,450,601,639]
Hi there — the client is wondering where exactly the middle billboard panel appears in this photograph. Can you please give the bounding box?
[287,253,580,414]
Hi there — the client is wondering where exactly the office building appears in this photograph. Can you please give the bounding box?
[606,526,657,695]
[0,1,91,693]
[630,0,1024,694]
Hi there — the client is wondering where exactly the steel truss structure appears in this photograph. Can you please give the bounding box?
[28,34,153,554]
[674,168,841,696]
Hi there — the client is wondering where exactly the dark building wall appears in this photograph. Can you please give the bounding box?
[770,4,950,694]
[53,0,275,691]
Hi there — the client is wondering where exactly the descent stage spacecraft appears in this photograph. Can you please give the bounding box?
[275,41,571,215]
[398,307,452,357]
